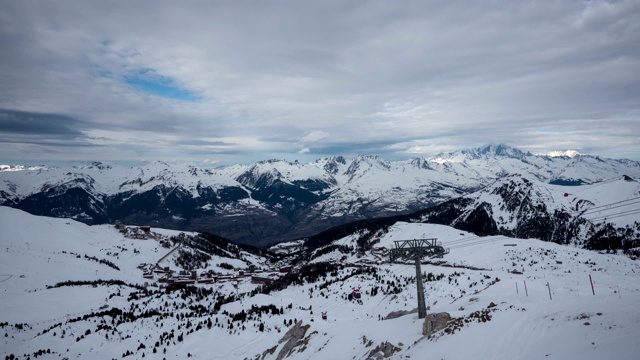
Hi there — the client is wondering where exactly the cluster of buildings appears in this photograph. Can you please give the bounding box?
[122,219,391,289]
[115,221,153,240]
[137,263,295,286]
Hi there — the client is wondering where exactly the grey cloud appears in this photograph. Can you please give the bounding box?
[0,109,85,137]
[180,139,237,147]
[0,0,639,163]
[0,137,97,147]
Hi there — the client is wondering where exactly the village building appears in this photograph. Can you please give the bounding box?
[251,276,273,285]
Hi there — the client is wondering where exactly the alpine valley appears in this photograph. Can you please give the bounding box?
[1,144,639,250]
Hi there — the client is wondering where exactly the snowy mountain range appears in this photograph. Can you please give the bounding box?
[1,144,639,247]
[2,207,639,360]
[302,174,640,258]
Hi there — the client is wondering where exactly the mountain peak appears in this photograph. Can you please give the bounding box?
[541,150,581,158]
[320,156,347,175]
[471,144,528,158]
[433,144,529,162]
[74,161,113,170]
[345,155,391,176]
[410,157,432,170]
[257,159,291,165]
[0,164,25,172]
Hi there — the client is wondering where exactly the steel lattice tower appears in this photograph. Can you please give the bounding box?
[390,239,449,319]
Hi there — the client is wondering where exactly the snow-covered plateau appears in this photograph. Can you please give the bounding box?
[2,207,639,360]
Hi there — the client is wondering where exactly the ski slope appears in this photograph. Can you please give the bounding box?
[1,207,639,359]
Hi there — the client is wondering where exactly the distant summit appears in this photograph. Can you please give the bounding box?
[470,143,530,158]
[0,164,45,172]
[540,150,581,158]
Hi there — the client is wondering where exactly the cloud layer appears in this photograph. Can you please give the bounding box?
[1,0,639,164]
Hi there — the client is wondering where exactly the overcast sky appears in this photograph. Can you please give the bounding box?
[1,0,639,166]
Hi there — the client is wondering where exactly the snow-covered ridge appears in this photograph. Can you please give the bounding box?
[1,145,639,246]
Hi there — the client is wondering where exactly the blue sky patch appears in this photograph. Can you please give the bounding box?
[124,69,200,102]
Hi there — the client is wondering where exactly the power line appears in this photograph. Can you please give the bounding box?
[443,230,505,245]
[447,237,508,250]
[581,202,640,217]
[585,208,640,222]
[580,197,640,215]
[404,176,640,250]
[441,234,482,244]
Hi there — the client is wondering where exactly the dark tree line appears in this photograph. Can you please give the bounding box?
[46,279,144,290]
[83,254,120,270]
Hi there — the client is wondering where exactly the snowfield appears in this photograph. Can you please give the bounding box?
[1,207,639,360]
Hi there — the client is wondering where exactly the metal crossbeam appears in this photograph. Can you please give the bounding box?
[390,239,449,262]
[394,238,438,249]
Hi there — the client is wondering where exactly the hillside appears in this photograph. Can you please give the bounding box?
[301,174,640,255]
[2,207,639,360]
[1,145,639,246]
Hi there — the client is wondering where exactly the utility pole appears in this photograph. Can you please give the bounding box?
[414,257,426,318]
[390,239,449,319]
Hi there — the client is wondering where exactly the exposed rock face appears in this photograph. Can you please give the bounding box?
[422,312,451,336]
[366,341,402,360]
[276,321,310,360]
[384,308,418,320]
[260,345,277,360]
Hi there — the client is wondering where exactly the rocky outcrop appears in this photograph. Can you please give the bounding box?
[422,312,451,336]
[366,341,402,360]
[260,345,277,360]
[384,308,418,320]
[276,321,310,360]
